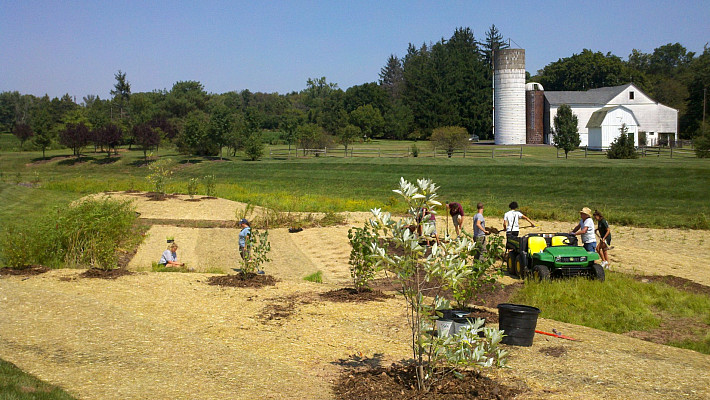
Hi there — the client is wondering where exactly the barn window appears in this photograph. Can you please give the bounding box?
[629,91,635,100]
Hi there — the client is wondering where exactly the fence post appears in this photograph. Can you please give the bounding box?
[463,148,466,158]
[433,147,436,158]
[585,146,588,158]
[492,148,495,158]
[670,146,673,158]
[378,148,381,157]
[520,146,523,159]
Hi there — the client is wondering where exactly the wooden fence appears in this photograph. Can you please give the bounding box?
[557,145,700,159]
[270,146,525,159]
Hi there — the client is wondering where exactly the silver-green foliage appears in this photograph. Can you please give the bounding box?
[366,178,508,391]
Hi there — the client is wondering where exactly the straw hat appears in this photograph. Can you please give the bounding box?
[580,207,592,216]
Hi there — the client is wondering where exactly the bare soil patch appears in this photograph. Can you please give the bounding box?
[0,265,50,276]
[334,363,523,400]
[634,274,710,296]
[320,287,394,303]
[79,268,133,280]
[259,293,315,323]
[206,273,278,288]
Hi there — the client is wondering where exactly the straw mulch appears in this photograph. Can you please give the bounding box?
[1,193,709,399]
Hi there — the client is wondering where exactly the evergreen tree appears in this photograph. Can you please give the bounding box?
[607,124,638,159]
[552,104,580,158]
[483,24,508,66]
[379,55,404,101]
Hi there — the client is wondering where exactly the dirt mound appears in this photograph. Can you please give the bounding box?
[334,363,523,399]
[0,265,49,276]
[79,268,133,280]
[320,288,394,303]
[207,273,278,288]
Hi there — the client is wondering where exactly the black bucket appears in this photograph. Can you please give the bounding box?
[497,303,541,346]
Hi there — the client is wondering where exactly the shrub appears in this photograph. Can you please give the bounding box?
[0,198,139,270]
[410,143,419,157]
[607,124,638,159]
[430,126,468,157]
[347,224,380,292]
[146,158,177,196]
[203,174,216,196]
[694,124,710,158]
[187,177,199,198]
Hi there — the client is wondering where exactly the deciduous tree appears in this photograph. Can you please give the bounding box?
[552,104,580,158]
[12,123,33,150]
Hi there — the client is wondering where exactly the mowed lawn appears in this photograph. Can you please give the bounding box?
[1,137,708,229]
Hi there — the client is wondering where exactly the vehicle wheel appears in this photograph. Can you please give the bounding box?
[591,263,605,282]
[515,254,526,278]
[506,252,517,275]
[532,264,550,281]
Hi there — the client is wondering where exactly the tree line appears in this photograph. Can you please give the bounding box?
[1,26,708,159]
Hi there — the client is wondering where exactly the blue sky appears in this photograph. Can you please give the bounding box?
[1,0,708,100]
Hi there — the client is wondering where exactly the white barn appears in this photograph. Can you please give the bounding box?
[586,106,639,149]
[544,83,678,147]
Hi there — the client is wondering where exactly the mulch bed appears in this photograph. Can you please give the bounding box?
[207,273,278,288]
[334,363,522,399]
[320,287,394,303]
[0,265,50,276]
[145,192,180,201]
[539,346,567,358]
[80,268,134,280]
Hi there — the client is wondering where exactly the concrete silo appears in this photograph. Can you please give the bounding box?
[493,49,526,145]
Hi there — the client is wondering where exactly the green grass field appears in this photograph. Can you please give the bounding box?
[1,136,709,229]
[510,272,710,354]
[0,358,76,400]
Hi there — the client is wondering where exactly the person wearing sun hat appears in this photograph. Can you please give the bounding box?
[570,207,597,252]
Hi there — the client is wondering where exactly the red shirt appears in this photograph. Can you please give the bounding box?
[448,202,464,216]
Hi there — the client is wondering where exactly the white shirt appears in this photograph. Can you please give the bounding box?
[504,210,524,232]
[580,218,595,244]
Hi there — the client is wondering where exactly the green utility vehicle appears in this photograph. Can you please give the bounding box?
[506,233,604,281]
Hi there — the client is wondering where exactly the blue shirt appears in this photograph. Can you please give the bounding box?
[239,226,251,248]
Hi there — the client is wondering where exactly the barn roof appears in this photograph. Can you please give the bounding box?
[544,84,633,105]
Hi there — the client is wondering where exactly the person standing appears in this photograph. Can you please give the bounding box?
[238,219,251,260]
[473,203,487,258]
[571,207,596,252]
[445,201,465,237]
[503,201,535,238]
[593,210,612,269]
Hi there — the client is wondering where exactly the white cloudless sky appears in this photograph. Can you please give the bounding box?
[1,0,708,100]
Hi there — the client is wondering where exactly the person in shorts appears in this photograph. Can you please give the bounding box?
[445,201,465,237]
[593,210,612,269]
[571,207,596,252]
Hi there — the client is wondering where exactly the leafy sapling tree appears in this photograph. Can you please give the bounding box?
[187,177,199,199]
[146,158,176,198]
[607,124,638,159]
[553,104,580,158]
[366,178,507,392]
[241,229,271,275]
[203,174,216,197]
[60,122,91,159]
[347,224,380,292]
